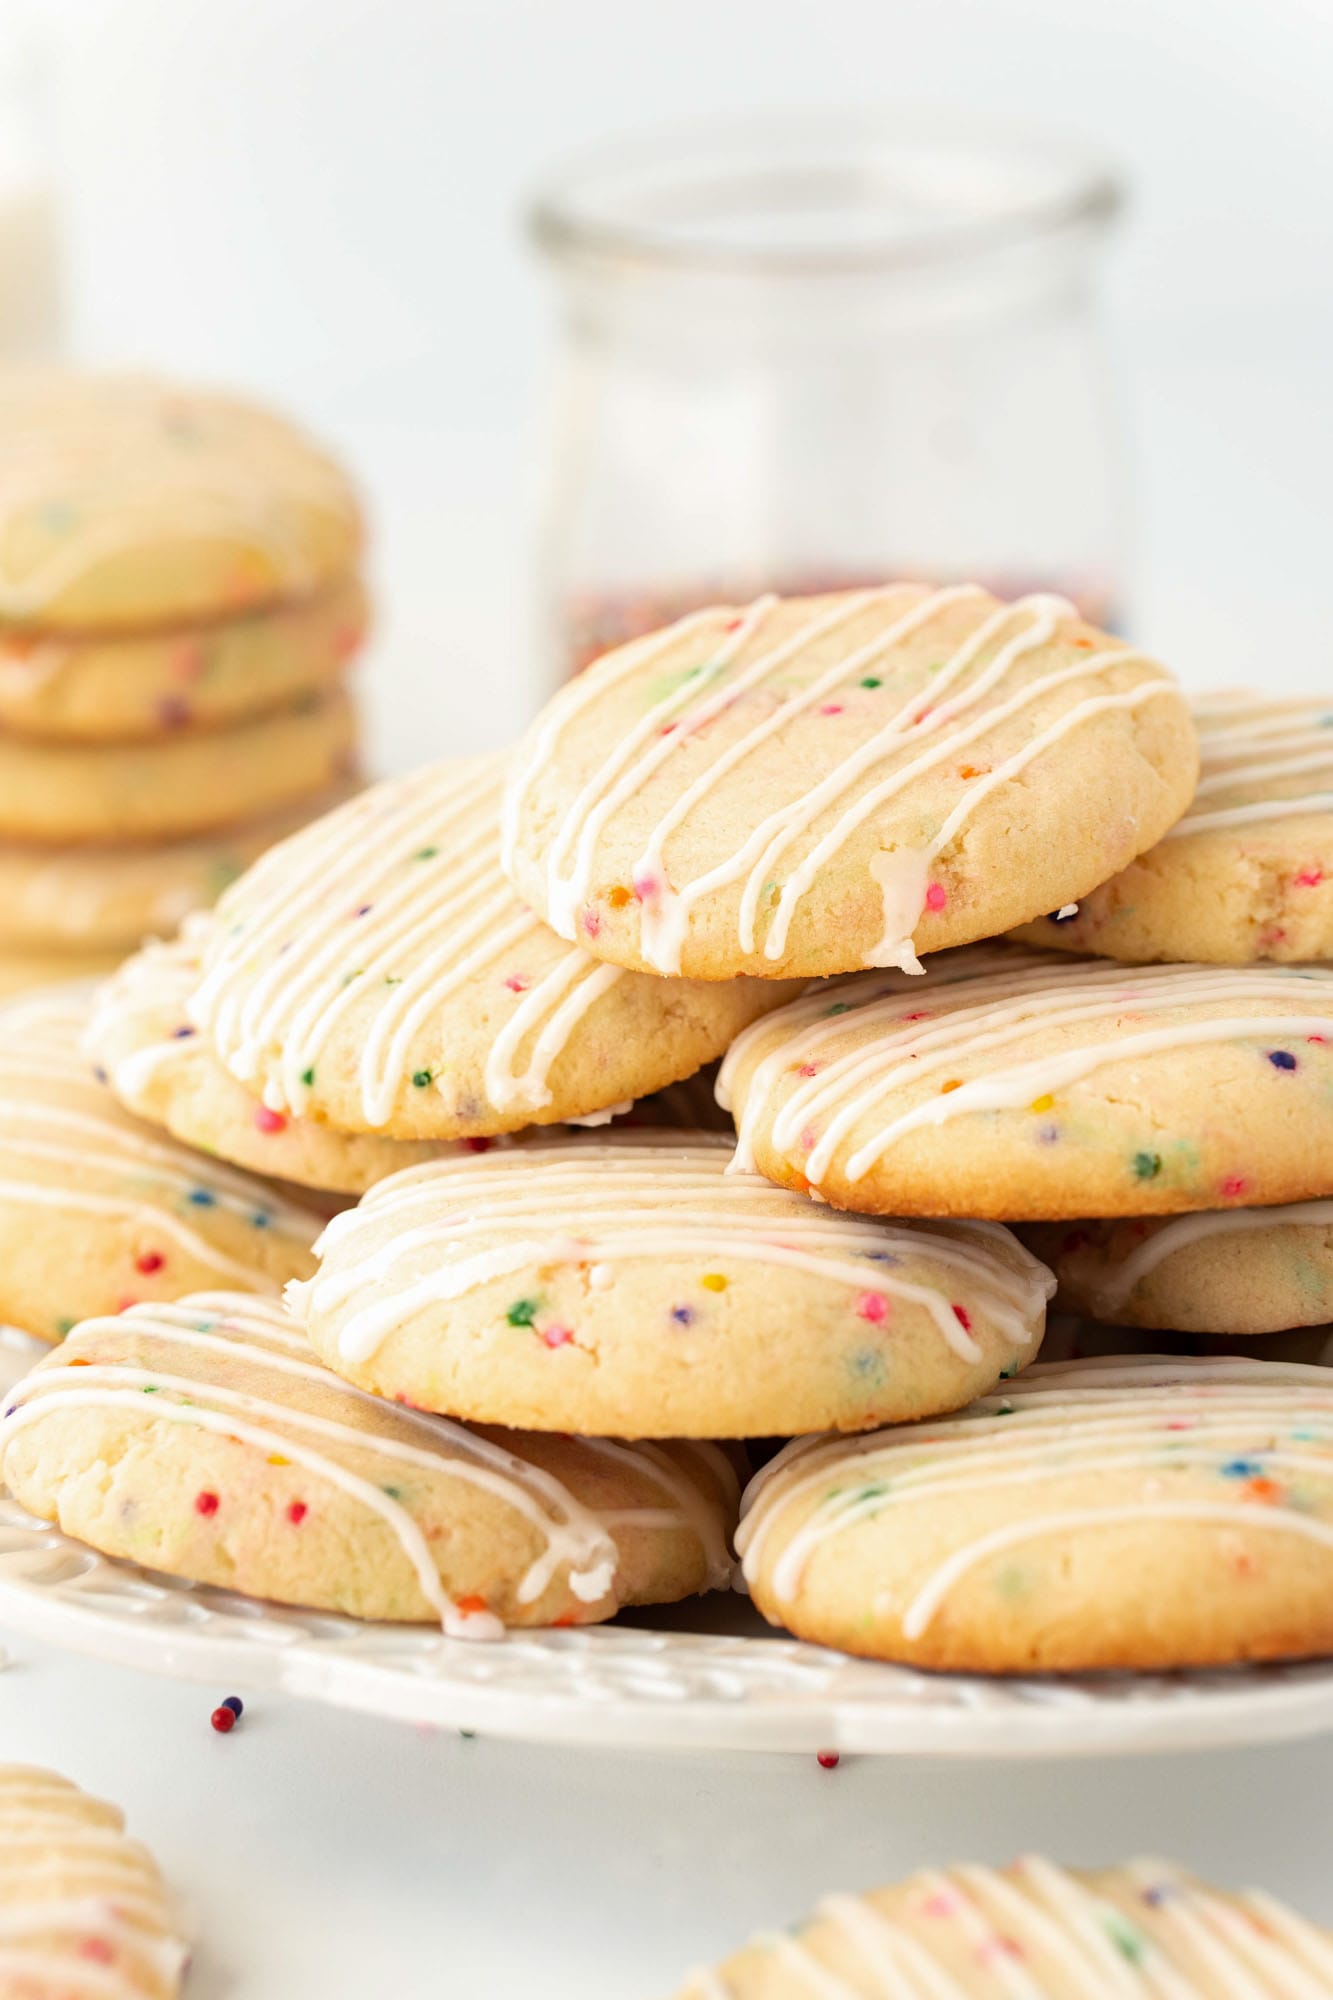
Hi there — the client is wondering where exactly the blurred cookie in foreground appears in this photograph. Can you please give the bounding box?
[0,1293,739,1633]
[672,1856,1333,1998]
[738,1355,1333,1672]
[0,1764,187,1998]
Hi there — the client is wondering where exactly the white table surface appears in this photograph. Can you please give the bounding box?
[3,1626,1332,1997]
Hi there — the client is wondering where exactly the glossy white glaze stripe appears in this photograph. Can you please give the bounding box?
[1074,1201,1333,1313]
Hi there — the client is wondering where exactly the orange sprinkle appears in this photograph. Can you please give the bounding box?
[1245,1477,1281,1504]
[940,1078,963,1094]
[455,1594,489,1615]
[607,885,633,909]
[700,1273,728,1292]
[958,763,990,780]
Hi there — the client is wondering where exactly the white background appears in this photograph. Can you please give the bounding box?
[5,4,1333,1993]
[31,0,1333,769]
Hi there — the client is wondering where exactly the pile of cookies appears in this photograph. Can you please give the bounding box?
[0,370,368,996]
[4,579,1333,1680]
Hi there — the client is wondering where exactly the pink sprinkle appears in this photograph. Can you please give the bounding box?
[1221,1175,1248,1199]
[901,1010,932,1022]
[922,1893,960,1919]
[541,1324,574,1349]
[1166,1418,1197,1432]
[797,1061,821,1078]
[1310,1035,1330,1047]
[723,617,743,632]
[952,1303,972,1332]
[253,1105,287,1135]
[820,702,844,717]
[582,909,602,938]
[135,1250,165,1275]
[1295,867,1325,888]
[924,882,948,912]
[504,973,530,993]
[632,870,659,901]
[800,1124,819,1152]
[170,640,205,682]
[856,1291,888,1323]
[80,1939,115,1964]
[659,722,678,736]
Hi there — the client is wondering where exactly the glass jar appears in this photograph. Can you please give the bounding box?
[0,8,61,362]
[528,112,1127,682]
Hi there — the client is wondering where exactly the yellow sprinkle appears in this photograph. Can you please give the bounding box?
[1029,1094,1055,1113]
[700,1273,728,1293]
[268,1453,290,1467]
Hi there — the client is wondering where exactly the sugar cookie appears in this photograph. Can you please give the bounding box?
[502,585,1196,979]
[0,1293,739,1632]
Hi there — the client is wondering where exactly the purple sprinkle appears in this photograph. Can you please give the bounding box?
[1267,1049,1297,1071]
[92,1066,108,1084]
[670,1305,694,1326]
[171,1025,197,1040]
[354,904,373,918]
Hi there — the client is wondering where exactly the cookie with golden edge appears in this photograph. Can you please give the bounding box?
[0,981,324,1344]
[0,573,367,741]
[190,752,799,1140]
[1026,1202,1333,1334]
[289,1133,1053,1438]
[739,1354,1333,1672]
[0,1766,187,1998]
[0,686,357,845]
[0,369,361,631]
[0,1292,740,1632]
[721,943,1333,1221]
[672,1856,1333,1999]
[1015,693,1333,964]
[0,788,356,953]
[0,942,124,999]
[501,583,1197,981]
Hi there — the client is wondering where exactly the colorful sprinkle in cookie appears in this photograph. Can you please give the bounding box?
[87,923,473,1194]
[288,1134,1053,1437]
[738,1355,1333,1671]
[0,371,361,632]
[0,1765,187,1998]
[673,1856,1333,1998]
[0,981,324,1342]
[721,944,1333,1219]
[1015,693,1333,963]
[1025,1201,1333,1334]
[191,753,799,1139]
[0,684,357,844]
[501,584,1196,979]
[0,788,355,953]
[0,1293,739,1633]
[0,573,367,741]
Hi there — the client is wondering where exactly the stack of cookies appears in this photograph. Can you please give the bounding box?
[0,370,368,996]
[5,581,1333,1683]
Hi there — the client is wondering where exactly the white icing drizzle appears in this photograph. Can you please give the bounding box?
[190,752,632,1127]
[0,1767,186,1999]
[0,1293,735,1636]
[504,586,1178,974]
[0,375,353,620]
[0,983,321,1294]
[1059,1201,1333,1316]
[684,1857,1333,1999]
[1164,694,1333,838]
[719,948,1333,1186]
[289,1133,1052,1369]
[737,1357,1333,1641]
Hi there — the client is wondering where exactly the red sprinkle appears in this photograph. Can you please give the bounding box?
[541,1324,574,1349]
[210,1706,237,1734]
[134,1250,165,1275]
[856,1291,888,1324]
[924,882,948,912]
[1295,867,1325,888]
[816,1751,840,1770]
[504,973,531,993]
[464,1136,493,1153]
[253,1105,287,1135]
[287,1501,308,1525]
[195,1491,220,1517]
[1221,1175,1248,1199]
[820,702,844,716]
[952,1303,973,1333]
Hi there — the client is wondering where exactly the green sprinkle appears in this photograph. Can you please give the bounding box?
[860,675,882,689]
[855,1481,890,1503]
[1132,1151,1162,1181]
[341,970,362,987]
[414,846,439,861]
[55,1317,75,1338]
[382,1484,404,1501]
[384,975,403,986]
[826,1001,851,1016]
[1105,1917,1147,1964]
[412,1068,433,1088]
[142,1385,160,1395]
[506,1298,539,1327]
[300,1066,316,1087]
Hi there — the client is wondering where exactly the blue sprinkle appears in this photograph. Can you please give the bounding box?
[670,1305,694,1327]
[171,1025,196,1040]
[1267,1049,1298,1071]
[187,1188,217,1208]
[864,1251,901,1266]
[251,1211,271,1230]
[1221,1456,1263,1478]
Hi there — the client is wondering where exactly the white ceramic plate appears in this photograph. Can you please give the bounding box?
[5,1325,1333,1757]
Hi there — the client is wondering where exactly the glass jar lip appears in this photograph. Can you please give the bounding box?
[529,109,1123,279]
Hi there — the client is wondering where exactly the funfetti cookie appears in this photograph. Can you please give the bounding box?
[0,685,356,844]
[289,1134,1053,1438]
[673,1857,1333,1999]
[1016,693,1333,964]
[721,943,1333,1220]
[87,923,474,1195]
[0,1765,187,1998]
[190,753,800,1140]
[1025,1201,1333,1334]
[738,1354,1333,1673]
[0,790,355,954]
[0,942,124,999]
[0,1293,739,1633]
[0,981,324,1343]
[0,573,366,741]
[0,370,361,632]
[500,584,1196,980]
